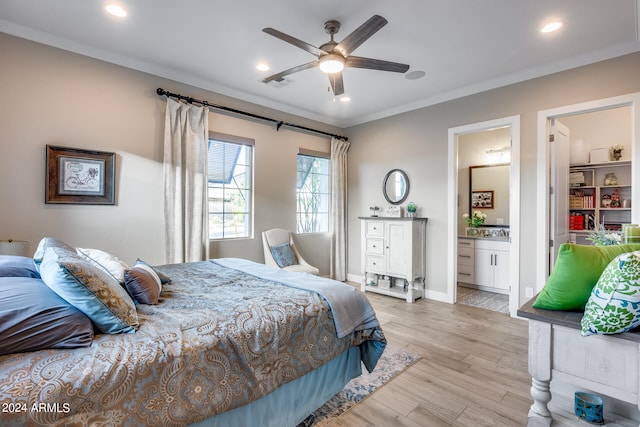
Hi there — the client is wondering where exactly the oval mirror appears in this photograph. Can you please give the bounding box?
[382,169,410,205]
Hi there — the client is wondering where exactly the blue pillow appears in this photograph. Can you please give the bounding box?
[0,255,40,278]
[270,243,297,268]
[39,247,139,334]
[0,277,93,355]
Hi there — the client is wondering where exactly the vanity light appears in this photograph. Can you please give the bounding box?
[486,147,511,163]
[541,21,562,33]
[105,4,127,17]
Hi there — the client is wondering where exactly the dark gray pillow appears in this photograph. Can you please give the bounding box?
[0,277,94,355]
[0,256,40,278]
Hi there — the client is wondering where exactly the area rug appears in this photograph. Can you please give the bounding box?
[457,286,509,314]
[310,344,420,426]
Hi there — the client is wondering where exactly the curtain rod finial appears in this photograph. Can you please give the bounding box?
[156,88,166,96]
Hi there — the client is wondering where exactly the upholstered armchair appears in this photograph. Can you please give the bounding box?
[262,228,319,275]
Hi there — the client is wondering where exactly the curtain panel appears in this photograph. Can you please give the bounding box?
[163,98,210,263]
[330,137,350,281]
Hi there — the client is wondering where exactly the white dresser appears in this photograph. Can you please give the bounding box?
[359,217,428,303]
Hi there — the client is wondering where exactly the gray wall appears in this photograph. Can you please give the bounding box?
[0,34,338,272]
[345,52,640,304]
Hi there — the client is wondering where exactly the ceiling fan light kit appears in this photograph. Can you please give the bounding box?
[319,54,345,73]
[262,15,410,96]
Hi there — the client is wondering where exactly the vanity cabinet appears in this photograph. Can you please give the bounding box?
[474,239,509,292]
[359,217,427,303]
[457,237,509,293]
[457,238,475,284]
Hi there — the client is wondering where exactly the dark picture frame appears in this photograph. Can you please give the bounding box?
[46,145,115,205]
[471,190,494,209]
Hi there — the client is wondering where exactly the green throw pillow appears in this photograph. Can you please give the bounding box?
[581,251,640,336]
[533,243,640,311]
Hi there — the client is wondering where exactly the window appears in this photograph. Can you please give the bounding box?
[207,132,253,239]
[296,152,329,233]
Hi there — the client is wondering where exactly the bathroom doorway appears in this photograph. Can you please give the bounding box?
[447,116,521,317]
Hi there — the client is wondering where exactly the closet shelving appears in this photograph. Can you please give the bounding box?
[569,160,631,241]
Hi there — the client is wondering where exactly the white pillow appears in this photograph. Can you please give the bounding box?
[76,248,129,283]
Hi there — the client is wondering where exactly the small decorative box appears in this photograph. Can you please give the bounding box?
[384,206,402,217]
[590,148,609,164]
[378,278,391,289]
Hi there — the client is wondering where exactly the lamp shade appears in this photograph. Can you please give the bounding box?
[0,240,30,257]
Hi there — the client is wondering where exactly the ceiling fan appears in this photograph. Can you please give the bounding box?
[262,15,410,96]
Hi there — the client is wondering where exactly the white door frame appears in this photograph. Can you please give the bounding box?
[447,115,521,317]
[536,93,640,291]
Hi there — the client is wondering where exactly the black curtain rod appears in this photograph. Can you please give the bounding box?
[156,88,348,141]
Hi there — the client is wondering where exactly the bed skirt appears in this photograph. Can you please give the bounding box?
[190,346,362,427]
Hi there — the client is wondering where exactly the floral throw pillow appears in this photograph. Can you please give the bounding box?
[581,251,640,336]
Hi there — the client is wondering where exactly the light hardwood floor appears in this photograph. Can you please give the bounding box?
[327,288,532,426]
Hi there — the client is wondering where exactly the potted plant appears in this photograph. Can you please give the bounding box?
[610,144,624,161]
[463,210,487,235]
[406,202,417,217]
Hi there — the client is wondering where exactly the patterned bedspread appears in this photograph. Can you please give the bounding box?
[0,260,385,427]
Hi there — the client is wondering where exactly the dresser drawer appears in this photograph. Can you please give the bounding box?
[457,247,474,266]
[457,264,474,283]
[365,238,384,254]
[364,254,385,274]
[366,221,384,237]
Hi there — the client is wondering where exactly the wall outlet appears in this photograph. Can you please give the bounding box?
[525,287,534,298]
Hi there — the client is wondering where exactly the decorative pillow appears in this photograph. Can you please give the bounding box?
[533,243,640,311]
[39,247,139,334]
[77,247,129,283]
[0,255,40,278]
[270,242,297,268]
[0,277,94,355]
[136,258,171,284]
[582,251,640,336]
[124,261,163,304]
[33,237,75,266]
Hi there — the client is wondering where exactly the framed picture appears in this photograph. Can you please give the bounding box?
[46,145,115,205]
[471,190,494,209]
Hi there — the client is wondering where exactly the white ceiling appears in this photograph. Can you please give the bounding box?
[1,0,639,128]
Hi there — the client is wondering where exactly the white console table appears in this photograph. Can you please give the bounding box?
[518,297,640,426]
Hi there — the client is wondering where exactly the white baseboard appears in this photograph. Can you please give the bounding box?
[425,289,451,303]
[346,273,362,284]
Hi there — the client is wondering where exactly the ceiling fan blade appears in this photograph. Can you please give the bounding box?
[334,15,387,56]
[262,28,325,57]
[346,56,410,73]
[262,61,319,83]
[328,72,344,96]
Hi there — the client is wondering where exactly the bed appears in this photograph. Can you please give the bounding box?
[0,239,385,427]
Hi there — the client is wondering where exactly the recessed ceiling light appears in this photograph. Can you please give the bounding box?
[541,21,562,33]
[105,4,127,17]
[405,70,426,80]
[340,96,351,103]
[256,63,270,72]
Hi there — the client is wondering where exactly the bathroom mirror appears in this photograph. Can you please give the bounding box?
[382,169,409,205]
[469,164,510,225]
